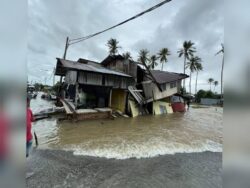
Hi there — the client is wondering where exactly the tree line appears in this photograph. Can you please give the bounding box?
[106,38,224,96]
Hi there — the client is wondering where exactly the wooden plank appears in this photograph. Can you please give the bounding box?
[95,108,112,112]
[76,109,98,113]
[128,86,144,104]
[130,89,143,92]
[61,100,73,114]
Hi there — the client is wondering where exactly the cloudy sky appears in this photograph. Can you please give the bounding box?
[28,0,224,93]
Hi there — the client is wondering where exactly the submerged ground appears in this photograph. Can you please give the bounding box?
[27,93,223,187]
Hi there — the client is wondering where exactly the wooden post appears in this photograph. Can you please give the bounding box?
[75,71,79,109]
[53,67,55,86]
[75,82,79,109]
[109,89,112,108]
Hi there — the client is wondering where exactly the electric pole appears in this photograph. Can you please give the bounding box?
[53,67,55,86]
[63,37,69,59]
[60,37,69,85]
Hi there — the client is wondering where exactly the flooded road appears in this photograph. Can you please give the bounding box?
[31,93,223,159]
[28,93,222,188]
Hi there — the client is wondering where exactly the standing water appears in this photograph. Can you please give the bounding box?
[31,93,222,159]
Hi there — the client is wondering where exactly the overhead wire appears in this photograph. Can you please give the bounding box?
[68,0,172,45]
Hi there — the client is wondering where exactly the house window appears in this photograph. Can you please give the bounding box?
[170,82,177,88]
[160,84,167,91]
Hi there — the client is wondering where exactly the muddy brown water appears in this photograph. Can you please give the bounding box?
[31,93,223,159]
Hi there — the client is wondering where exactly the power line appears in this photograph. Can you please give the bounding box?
[68,0,172,45]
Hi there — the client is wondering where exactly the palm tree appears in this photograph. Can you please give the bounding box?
[208,78,214,91]
[107,38,120,55]
[177,41,196,90]
[186,56,201,94]
[195,62,203,95]
[158,48,171,71]
[122,51,132,60]
[213,81,219,92]
[138,49,149,66]
[215,43,224,97]
[149,55,158,69]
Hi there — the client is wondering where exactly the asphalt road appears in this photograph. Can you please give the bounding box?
[27,149,222,188]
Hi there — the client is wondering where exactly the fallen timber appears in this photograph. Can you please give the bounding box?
[34,107,65,121]
[60,99,113,121]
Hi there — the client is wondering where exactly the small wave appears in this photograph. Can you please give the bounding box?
[66,140,222,160]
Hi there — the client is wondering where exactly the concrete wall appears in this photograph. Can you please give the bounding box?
[200,98,221,105]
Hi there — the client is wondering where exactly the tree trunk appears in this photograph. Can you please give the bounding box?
[195,71,198,95]
[183,56,186,90]
[221,55,224,98]
[161,62,164,71]
[189,71,192,94]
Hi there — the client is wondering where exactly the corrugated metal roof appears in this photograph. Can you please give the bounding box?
[101,55,138,66]
[56,58,132,78]
[150,70,188,84]
[101,55,124,65]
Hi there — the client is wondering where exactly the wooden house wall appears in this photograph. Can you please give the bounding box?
[69,70,135,89]
[65,70,77,85]
[123,60,137,79]
[142,80,181,100]
[106,60,123,72]
[105,60,137,79]
[78,72,102,85]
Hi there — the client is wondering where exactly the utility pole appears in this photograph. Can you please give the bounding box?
[53,67,55,86]
[60,37,69,84]
[63,37,69,60]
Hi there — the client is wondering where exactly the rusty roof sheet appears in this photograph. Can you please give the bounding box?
[56,58,132,78]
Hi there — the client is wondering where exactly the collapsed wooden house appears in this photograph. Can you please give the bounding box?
[99,55,189,116]
[54,54,188,120]
[55,57,135,120]
[136,66,189,115]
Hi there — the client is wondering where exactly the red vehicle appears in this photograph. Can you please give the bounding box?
[171,95,186,112]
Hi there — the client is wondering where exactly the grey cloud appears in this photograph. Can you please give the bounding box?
[28,0,224,92]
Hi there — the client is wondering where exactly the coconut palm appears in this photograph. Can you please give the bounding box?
[149,55,158,69]
[158,48,171,71]
[186,56,202,94]
[107,38,120,55]
[138,49,149,66]
[215,43,224,97]
[195,62,203,95]
[177,41,196,90]
[213,81,219,92]
[208,78,214,91]
[122,51,132,60]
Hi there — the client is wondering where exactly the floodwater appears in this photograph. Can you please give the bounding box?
[31,92,223,159]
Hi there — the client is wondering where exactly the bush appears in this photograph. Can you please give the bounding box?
[195,90,217,102]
